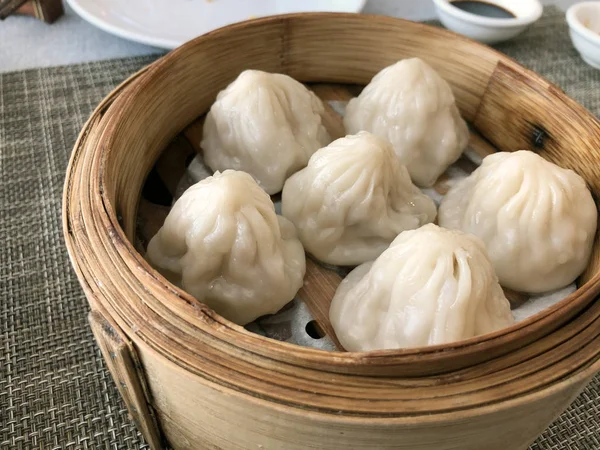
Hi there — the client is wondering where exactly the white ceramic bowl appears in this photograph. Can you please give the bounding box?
[567,2,600,69]
[432,0,543,44]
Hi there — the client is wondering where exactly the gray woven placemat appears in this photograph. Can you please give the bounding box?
[1,6,599,450]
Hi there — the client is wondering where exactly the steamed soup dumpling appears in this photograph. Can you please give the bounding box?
[439,151,597,293]
[281,131,437,265]
[330,224,514,351]
[146,170,306,325]
[201,70,331,194]
[344,58,469,187]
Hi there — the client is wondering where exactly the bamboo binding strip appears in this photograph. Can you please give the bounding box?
[63,14,600,450]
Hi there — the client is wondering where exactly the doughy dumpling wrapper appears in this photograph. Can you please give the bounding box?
[344,58,469,187]
[146,170,306,325]
[330,224,514,351]
[439,151,597,293]
[282,131,437,265]
[201,70,331,195]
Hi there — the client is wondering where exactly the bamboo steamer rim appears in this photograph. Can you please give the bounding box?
[63,11,600,414]
[107,13,600,356]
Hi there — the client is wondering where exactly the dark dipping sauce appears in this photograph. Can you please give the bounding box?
[451,1,516,19]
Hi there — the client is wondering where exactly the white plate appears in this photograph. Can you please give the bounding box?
[66,0,366,50]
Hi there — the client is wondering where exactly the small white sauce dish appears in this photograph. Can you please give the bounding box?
[432,0,543,45]
[567,2,600,69]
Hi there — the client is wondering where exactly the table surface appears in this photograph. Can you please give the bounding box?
[0,0,579,74]
[1,3,599,450]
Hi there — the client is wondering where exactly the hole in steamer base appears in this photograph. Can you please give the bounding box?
[305,320,325,339]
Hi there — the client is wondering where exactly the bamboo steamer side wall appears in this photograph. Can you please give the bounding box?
[136,335,598,450]
[474,61,600,196]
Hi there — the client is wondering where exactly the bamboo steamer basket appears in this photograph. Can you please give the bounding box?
[63,13,600,450]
